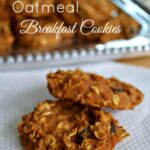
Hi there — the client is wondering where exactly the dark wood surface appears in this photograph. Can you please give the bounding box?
[116,56,150,68]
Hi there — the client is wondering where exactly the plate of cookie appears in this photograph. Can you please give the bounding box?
[0,0,150,67]
[0,62,150,150]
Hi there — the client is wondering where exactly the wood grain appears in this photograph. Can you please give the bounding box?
[116,56,150,68]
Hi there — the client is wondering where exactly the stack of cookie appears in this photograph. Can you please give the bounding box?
[18,69,144,150]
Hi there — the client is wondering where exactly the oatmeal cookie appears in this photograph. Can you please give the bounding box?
[57,0,139,42]
[99,13,140,42]
[0,20,14,56]
[47,69,144,109]
[57,0,119,26]
[0,0,10,20]
[57,0,120,42]
[18,100,128,150]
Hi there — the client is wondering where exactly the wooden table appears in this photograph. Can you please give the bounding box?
[116,56,150,68]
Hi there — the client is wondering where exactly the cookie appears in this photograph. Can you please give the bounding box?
[57,0,139,42]
[99,13,140,43]
[57,0,119,26]
[0,20,14,56]
[18,100,128,150]
[56,0,119,42]
[107,77,143,109]
[0,0,10,20]
[47,69,144,109]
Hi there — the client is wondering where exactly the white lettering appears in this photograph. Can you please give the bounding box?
[12,0,24,13]
[57,4,65,13]
[25,4,34,13]
[42,5,55,13]
[20,19,38,34]
[19,19,78,39]
[12,0,79,14]
[80,19,94,35]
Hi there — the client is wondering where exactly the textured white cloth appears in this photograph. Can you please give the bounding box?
[0,61,150,150]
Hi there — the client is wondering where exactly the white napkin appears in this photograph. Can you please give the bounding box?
[0,61,150,150]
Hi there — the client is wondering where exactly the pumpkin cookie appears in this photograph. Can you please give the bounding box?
[47,69,144,109]
[18,100,128,150]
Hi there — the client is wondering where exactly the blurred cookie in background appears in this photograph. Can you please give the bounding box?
[0,0,11,20]
[0,20,14,56]
[57,0,140,43]
[99,13,140,43]
[0,0,143,56]
[57,0,119,26]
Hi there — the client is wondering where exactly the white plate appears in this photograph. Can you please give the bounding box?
[0,62,150,150]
